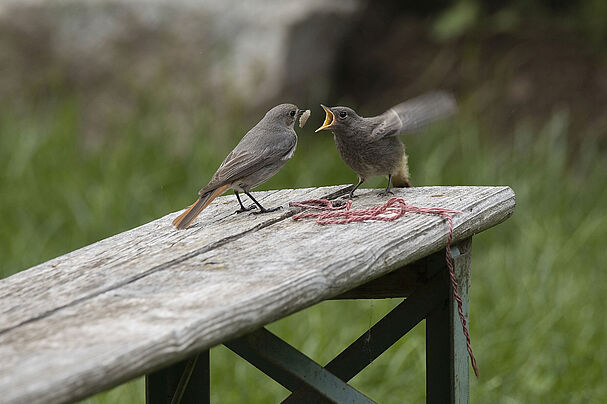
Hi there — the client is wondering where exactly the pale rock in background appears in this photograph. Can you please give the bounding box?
[0,0,360,141]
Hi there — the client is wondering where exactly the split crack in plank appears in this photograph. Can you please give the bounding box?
[0,186,353,337]
[0,185,515,404]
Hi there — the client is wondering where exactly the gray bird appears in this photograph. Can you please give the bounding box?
[173,103,303,229]
[316,92,457,199]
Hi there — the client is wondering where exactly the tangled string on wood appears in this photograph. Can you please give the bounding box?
[289,196,479,378]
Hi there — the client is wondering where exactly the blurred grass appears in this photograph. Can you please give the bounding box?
[1,98,606,404]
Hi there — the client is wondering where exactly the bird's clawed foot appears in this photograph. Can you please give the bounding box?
[249,206,283,215]
[377,190,394,197]
[235,204,257,214]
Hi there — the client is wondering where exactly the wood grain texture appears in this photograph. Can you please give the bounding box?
[0,185,515,404]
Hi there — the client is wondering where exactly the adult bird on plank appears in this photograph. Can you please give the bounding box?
[173,104,305,230]
[316,92,457,199]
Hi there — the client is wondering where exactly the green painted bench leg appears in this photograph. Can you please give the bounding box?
[282,269,449,403]
[426,241,471,404]
[145,350,210,404]
[226,328,375,403]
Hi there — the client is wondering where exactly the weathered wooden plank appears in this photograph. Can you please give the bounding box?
[331,247,446,299]
[0,186,343,333]
[0,185,514,404]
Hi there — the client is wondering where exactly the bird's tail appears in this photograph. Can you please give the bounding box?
[392,153,411,187]
[172,184,230,229]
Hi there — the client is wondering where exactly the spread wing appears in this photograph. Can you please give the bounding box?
[371,108,403,139]
[200,132,296,193]
[371,91,457,140]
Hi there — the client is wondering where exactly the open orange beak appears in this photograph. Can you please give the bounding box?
[315,105,335,132]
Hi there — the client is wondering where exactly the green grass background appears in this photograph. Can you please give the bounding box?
[1,97,606,403]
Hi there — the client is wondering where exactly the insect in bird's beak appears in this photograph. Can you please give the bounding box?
[315,105,335,132]
[298,109,311,128]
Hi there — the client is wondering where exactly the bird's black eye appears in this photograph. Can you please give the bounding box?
[339,111,347,119]
[289,110,296,117]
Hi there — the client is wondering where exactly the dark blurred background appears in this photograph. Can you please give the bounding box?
[1,0,606,402]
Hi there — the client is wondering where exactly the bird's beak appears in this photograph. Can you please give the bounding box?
[315,105,335,132]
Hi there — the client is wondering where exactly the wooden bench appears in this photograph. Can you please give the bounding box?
[0,185,515,404]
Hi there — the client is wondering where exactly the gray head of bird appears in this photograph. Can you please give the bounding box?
[315,105,362,135]
[264,103,306,128]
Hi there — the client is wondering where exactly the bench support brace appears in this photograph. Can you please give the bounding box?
[145,238,472,404]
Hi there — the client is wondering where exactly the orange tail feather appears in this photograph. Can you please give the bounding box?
[392,152,411,187]
[172,184,229,229]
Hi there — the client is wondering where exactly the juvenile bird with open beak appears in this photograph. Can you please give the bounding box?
[173,104,307,230]
[316,92,457,199]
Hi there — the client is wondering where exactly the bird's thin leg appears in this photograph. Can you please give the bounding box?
[234,191,256,213]
[345,178,365,199]
[245,191,282,214]
[378,174,394,196]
